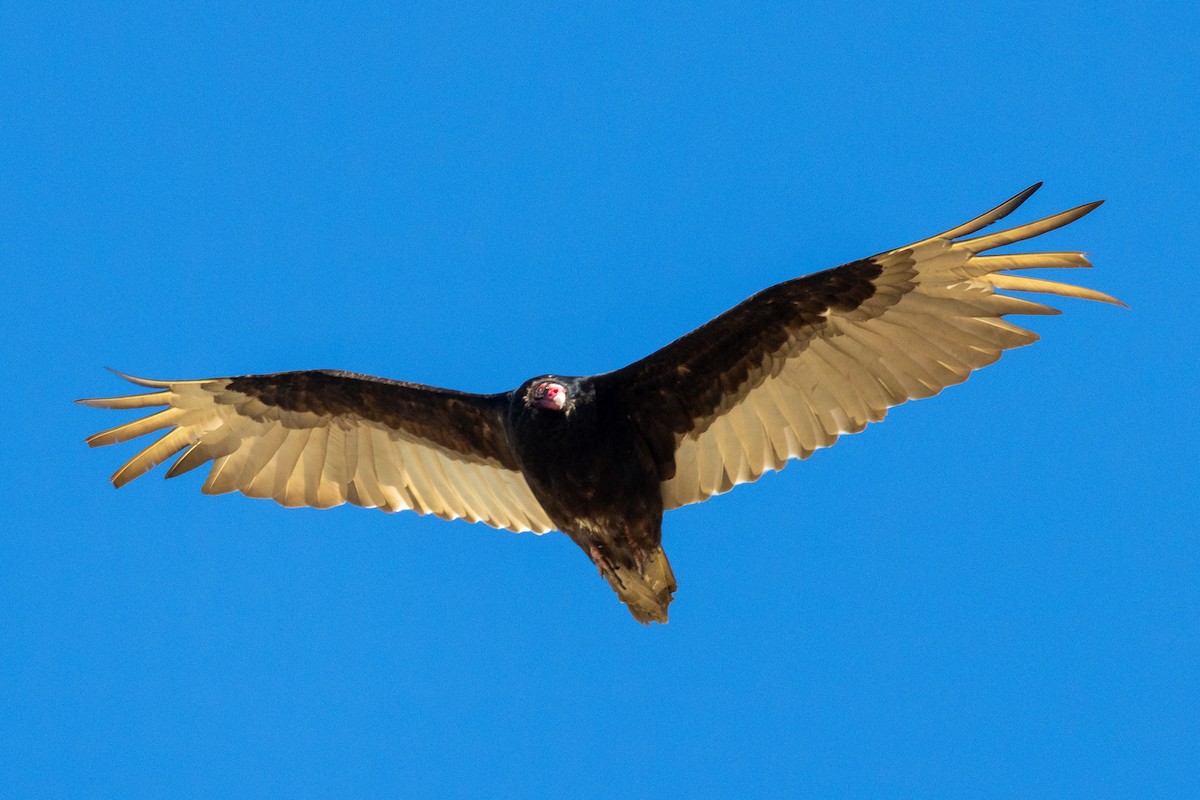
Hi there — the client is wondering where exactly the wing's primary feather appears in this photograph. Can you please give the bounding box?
[78,370,554,533]
[597,185,1122,510]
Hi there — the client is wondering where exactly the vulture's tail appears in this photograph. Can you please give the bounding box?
[605,545,678,624]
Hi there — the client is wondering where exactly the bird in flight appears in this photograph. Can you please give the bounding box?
[80,184,1122,623]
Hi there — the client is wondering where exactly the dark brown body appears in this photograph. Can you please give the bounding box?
[505,376,677,621]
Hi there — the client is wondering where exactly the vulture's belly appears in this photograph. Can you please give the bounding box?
[511,410,663,536]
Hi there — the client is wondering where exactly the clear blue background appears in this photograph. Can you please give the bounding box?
[3,3,1197,797]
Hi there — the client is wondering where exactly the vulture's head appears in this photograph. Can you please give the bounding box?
[528,379,568,412]
[518,375,592,421]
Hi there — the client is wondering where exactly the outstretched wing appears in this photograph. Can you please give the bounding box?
[598,184,1123,510]
[79,370,555,533]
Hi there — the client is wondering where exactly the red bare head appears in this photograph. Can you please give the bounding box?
[531,381,567,411]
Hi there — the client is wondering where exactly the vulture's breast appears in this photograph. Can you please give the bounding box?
[506,381,663,531]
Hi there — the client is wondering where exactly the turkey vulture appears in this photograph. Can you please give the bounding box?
[79,184,1122,623]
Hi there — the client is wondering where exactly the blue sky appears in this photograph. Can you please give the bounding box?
[3,3,1198,797]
